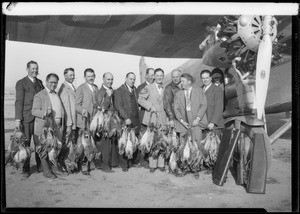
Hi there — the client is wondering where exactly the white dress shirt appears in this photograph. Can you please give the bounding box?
[155,82,163,96]
[203,83,212,92]
[46,87,62,119]
[184,86,192,112]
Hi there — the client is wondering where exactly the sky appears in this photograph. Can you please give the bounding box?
[4,41,189,90]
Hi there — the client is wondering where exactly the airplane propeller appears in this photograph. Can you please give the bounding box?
[255,16,274,120]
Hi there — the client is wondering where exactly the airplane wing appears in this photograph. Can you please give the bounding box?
[5,15,222,58]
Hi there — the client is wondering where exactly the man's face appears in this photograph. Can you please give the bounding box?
[180,77,191,90]
[201,72,212,86]
[126,73,136,88]
[84,71,95,85]
[46,76,58,91]
[154,71,164,84]
[145,69,154,84]
[103,73,114,88]
[27,63,39,78]
[64,70,75,84]
[172,70,181,85]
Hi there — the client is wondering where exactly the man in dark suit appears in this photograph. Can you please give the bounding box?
[163,68,182,128]
[96,72,118,173]
[15,60,44,179]
[200,70,224,137]
[32,73,65,179]
[114,72,140,172]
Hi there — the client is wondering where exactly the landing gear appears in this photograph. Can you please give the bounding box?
[213,116,272,194]
[233,123,272,193]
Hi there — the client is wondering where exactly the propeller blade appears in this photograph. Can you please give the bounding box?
[255,16,273,120]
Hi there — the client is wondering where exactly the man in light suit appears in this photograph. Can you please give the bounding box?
[174,72,208,142]
[174,73,208,179]
[96,72,118,173]
[201,69,224,137]
[32,73,65,179]
[15,60,44,179]
[138,68,168,173]
[58,68,77,142]
[136,68,155,132]
[75,68,98,130]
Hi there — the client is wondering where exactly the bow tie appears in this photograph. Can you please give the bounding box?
[49,90,56,94]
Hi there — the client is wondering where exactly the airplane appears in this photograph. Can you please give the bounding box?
[4,13,293,194]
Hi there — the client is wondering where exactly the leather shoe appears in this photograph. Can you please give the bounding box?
[20,172,30,180]
[149,168,156,173]
[53,170,69,177]
[82,171,90,175]
[122,168,128,172]
[158,167,165,172]
[44,172,57,179]
[103,169,115,173]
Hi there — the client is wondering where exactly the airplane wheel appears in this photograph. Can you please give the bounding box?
[235,124,272,187]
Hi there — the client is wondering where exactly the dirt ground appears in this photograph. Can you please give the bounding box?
[3,94,292,211]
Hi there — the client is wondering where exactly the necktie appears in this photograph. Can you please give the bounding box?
[71,84,76,91]
[158,84,163,89]
[185,89,191,112]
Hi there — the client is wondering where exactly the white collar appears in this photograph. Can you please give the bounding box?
[155,82,163,89]
[185,86,192,93]
[27,75,35,83]
[146,81,150,85]
[66,81,75,88]
[126,83,133,92]
[204,83,212,92]
[45,87,56,94]
[102,84,109,90]
[86,82,94,91]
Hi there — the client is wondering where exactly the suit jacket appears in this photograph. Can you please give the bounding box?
[203,83,224,128]
[163,81,181,121]
[137,81,147,123]
[75,82,98,129]
[15,76,44,122]
[96,85,114,112]
[58,81,77,130]
[114,83,139,124]
[31,89,65,136]
[174,85,208,134]
[138,83,167,126]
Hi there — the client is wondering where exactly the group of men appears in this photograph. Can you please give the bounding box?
[14,60,224,180]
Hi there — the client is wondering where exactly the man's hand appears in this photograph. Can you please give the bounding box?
[169,120,175,128]
[192,117,200,127]
[55,118,61,127]
[45,107,52,117]
[125,118,132,126]
[150,106,156,113]
[82,109,88,117]
[180,119,190,129]
[66,126,72,134]
[207,123,215,130]
[15,120,22,130]
[106,89,113,96]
